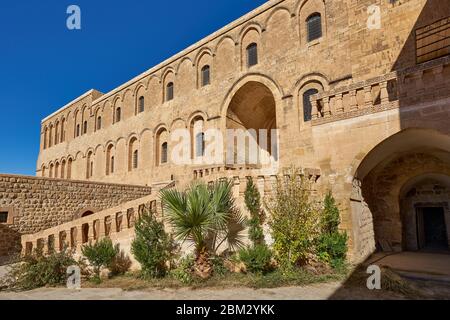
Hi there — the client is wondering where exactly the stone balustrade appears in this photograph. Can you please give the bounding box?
[21,194,160,258]
[311,72,399,125]
[192,165,321,200]
[311,55,450,125]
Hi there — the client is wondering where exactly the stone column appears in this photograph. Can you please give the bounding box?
[380,81,389,104]
[335,93,343,113]
[323,97,331,117]
[364,86,372,107]
[350,90,358,111]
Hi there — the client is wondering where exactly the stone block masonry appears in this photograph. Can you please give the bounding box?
[0,174,152,261]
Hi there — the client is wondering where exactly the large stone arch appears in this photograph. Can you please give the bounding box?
[222,76,282,167]
[349,128,450,261]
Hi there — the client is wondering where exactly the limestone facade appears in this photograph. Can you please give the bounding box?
[7,0,450,262]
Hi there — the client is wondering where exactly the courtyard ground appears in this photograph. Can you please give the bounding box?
[0,252,449,300]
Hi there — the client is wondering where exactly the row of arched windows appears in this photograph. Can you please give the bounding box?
[43,119,66,149]
[43,11,323,150]
[42,117,207,180]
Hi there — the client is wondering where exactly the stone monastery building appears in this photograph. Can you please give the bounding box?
[1,0,450,264]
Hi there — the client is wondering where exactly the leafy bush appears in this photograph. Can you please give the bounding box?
[131,209,174,278]
[317,232,348,269]
[3,249,77,291]
[170,254,195,285]
[317,192,348,269]
[109,249,132,276]
[266,168,321,267]
[210,255,229,276]
[81,238,118,279]
[239,245,273,274]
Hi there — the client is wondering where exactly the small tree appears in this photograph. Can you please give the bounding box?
[244,177,265,246]
[266,168,321,267]
[162,180,246,279]
[239,177,273,274]
[81,237,118,280]
[131,208,174,278]
[317,192,348,269]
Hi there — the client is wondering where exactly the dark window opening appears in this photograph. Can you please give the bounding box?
[97,117,102,130]
[201,65,210,86]
[111,156,115,174]
[115,108,121,123]
[307,13,322,42]
[138,96,145,113]
[166,82,174,101]
[161,142,168,164]
[247,43,258,67]
[303,88,319,122]
[133,150,138,169]
[0,212,8,223]
[83,121,88,134]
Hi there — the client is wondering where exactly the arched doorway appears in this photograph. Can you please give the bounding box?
[351,129,450,256]
[225,81,277,166]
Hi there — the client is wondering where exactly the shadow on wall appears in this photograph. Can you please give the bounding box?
[337,0,450,298]
[0,224,21,266]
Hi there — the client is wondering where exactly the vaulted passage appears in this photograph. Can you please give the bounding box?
[225,81,277,165]
[351,129,450,256]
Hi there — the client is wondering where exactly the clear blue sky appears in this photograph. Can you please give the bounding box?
[0,0,267,175]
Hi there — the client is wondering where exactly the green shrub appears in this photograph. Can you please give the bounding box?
[170,254,195,284]
[81,238,118,279]
[131,209,174,278]
[210,255,228,276]
[317,192,348,269]
[245,178,264,246]
[3,249,77,291]
[239,245,273,274]
[266,168,321,267]
[317,232,348,268]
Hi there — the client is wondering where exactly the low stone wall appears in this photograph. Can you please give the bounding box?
[21,194,161,270]
[0,174,152,262]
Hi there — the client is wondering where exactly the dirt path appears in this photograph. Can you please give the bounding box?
[0,282,344,300]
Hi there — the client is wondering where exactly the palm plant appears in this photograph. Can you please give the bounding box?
[161,179,245,279]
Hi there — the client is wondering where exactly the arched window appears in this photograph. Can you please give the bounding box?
[83,121,88,135]
[60,119,65,143]
[196,133,205,157]
[96,116,102,131]
[55,123,59,146]
[67,158,72,179]
[303,88,319,122]
[61,161,66,179]
[306,13,322,42]
[201,65,210,86]
[110,156,115,174]
[166,82,174,101]
[115,107,121,123]
[247,43,258,67]
[87,152,93,179]
[133,150,138,169]
[138,96,145,113]
[43,128,48,149]
[49,126,53,147]
[76,124,80,137]
[161,142,168,164]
